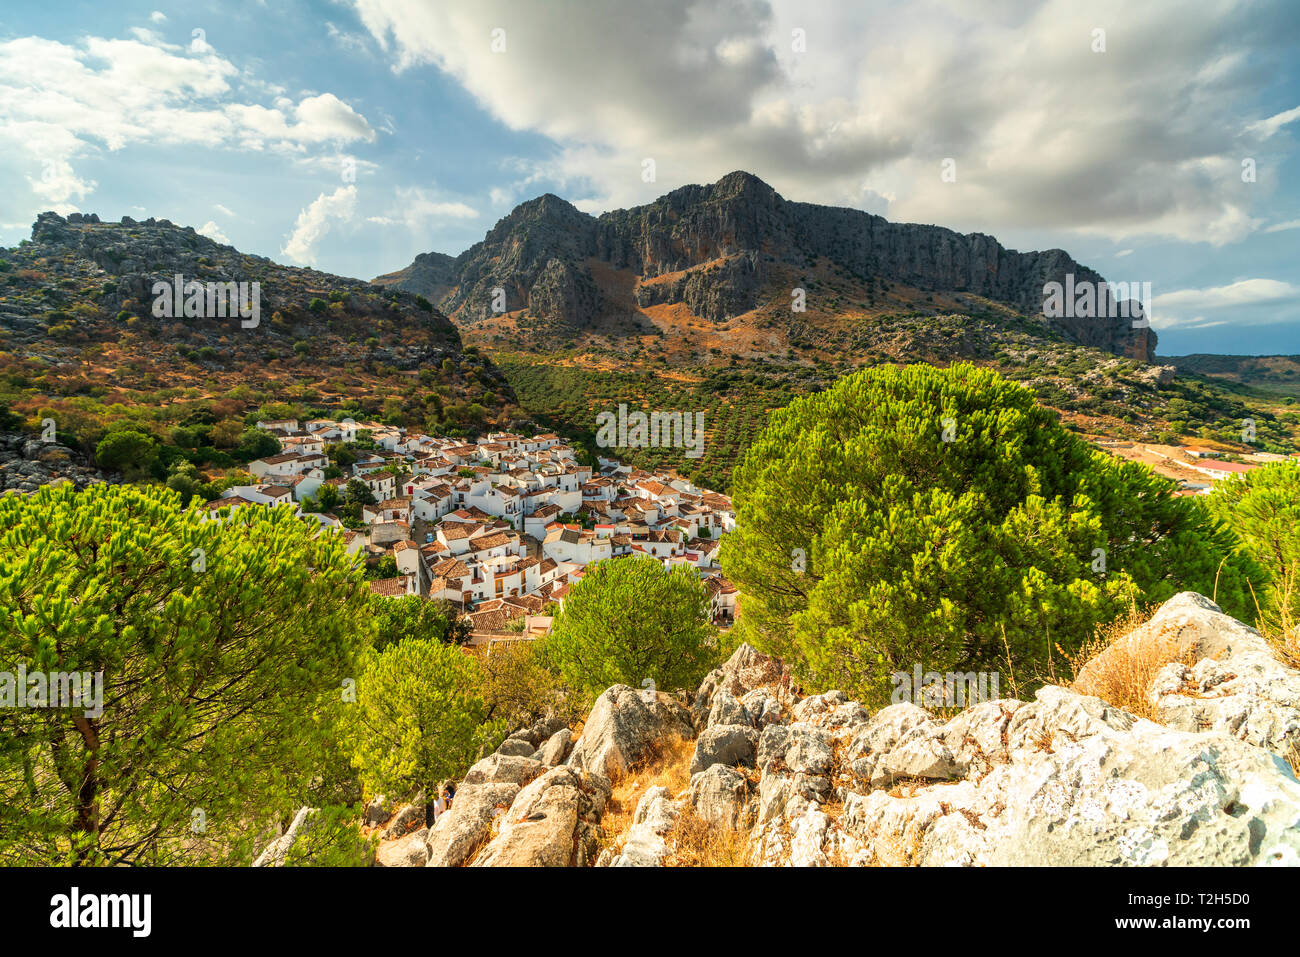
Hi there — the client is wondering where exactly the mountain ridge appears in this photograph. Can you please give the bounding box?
[0,211,523,448]
[375,171,1156,362]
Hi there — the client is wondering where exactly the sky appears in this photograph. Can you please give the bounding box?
[1,0,1299,355]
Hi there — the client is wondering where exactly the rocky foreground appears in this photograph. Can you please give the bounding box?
[260,592,1300,867]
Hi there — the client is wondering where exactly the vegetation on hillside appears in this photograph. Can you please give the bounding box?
[1209,463,1300,658]
[494,329,1298,492]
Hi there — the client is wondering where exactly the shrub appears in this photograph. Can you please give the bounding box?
[1208,463,1300,658]
[94,428,157,477]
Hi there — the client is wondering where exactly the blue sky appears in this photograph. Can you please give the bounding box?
[2,0,1298,356]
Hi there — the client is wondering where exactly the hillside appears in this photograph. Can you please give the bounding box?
[269,593,1300,868]
[1165,353,1300,398]
[0,212,523,452]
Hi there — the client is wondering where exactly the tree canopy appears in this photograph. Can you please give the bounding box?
[0,483,370,865]
[346,637,500,824]
[720,362,1258,705]
[367,594,470,652]
[543,555,718,702]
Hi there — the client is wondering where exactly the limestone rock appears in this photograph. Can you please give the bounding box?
[472,766,612,867]
[537,727,573,766]
[689,724,759,775]
[602,786,681,867]
[425,783,520,867]
[693,643,788,727]
[567,685,694,779]
[376,827,429,867]
[462,752,544,787]
[1082,592,1300,759]
[690,764,753,830]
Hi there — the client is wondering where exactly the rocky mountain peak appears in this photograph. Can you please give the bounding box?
[376,172,1157,361]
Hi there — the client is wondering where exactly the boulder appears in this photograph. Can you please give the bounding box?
[425,783,520,867]
[692,643,787,727]
[537,727,573,766]
[1079,592,1300,759]
[497,737,538,758]
[376,827,429,867]
[462,752,544,787]
[567,685,694,779]
[383,803,424,840]
[739,688,787,727]
[707,690,748,728]
[362,794,391,829]
[690,764,753,829]
[602,786,681,866]
[755,722,834,820]
[791,690,869,734]
[689,724,759,775]
[836,686,1300,866]
[472,766,612,867]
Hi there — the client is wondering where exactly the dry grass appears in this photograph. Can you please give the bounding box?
[596,735,696,857]
[663,806,751,867]
[1066,606,1197,720]
[1248,573,1300,670]
[595,735,756,866]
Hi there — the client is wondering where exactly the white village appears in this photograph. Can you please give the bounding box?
[207,418,739,642]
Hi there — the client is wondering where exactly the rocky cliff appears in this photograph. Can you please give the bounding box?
[377,171,1155,361]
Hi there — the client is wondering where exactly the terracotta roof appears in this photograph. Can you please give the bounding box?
[368,577,409,597]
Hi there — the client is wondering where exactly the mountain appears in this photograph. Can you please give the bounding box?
[376,171,1155,362]
[0,212,521,448]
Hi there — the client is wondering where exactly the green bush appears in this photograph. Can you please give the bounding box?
[1208,463,1300,637]
[543,555,718,702]
[720,362,1260,706]
[346,638,502,823]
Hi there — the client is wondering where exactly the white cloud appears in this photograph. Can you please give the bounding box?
[1263,219,1300,233]
[213,203,236,217]
[197,220,230,243]
[1151,278,1300,329]
[1246,104,1300,140]
[1155,279,1299,311]
[283,185,358,263]
[149,11,167,23]
[373,187,478,227]
[26,157,95,203]
[0,32,374,223]
[350,0,1294,245]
